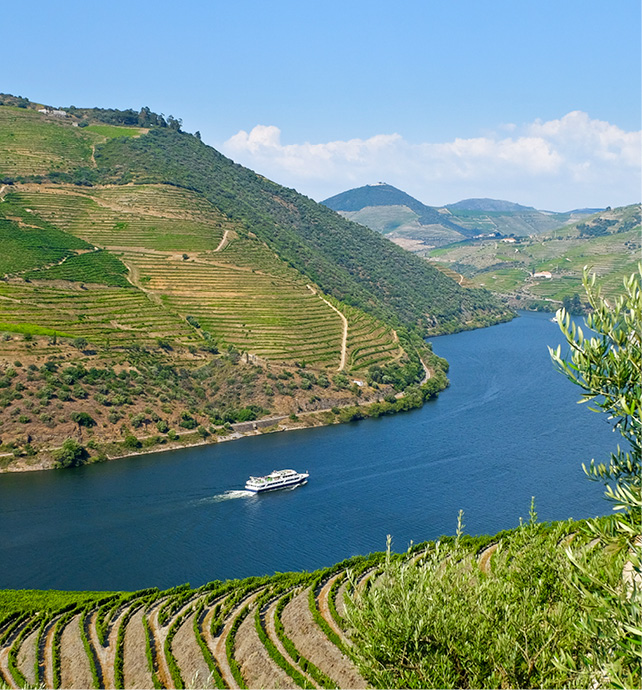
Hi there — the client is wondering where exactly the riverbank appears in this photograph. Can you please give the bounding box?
[1,371,448,473]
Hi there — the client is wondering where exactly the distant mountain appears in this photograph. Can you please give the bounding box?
[445,198,536,213]
[440,199,598,238]
[323,183,469,231]
[563,207,604,215]
[322,184,474,249]
[321,185,601,252]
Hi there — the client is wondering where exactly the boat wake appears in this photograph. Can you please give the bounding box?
[211,490,254,502]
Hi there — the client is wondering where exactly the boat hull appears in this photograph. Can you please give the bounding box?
[245,477,308,493]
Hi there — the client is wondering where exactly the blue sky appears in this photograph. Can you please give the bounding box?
[4,0,640,209]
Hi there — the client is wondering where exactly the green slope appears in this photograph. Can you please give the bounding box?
[429,204,641,305]
[91,130,510,335]
[323,182,472,235]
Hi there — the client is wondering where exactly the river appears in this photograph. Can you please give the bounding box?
[0,311,616,591]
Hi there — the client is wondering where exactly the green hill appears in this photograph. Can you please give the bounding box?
[323,182,469,231]
[322,183,473,249]
[321,186,598,253]
[0,100,514,469]
[429,204,641,308]
[445,198,537,212]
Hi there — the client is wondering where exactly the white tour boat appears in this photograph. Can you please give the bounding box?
[245,469,309,493]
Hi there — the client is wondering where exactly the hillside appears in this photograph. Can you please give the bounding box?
[322,183,472,250]
[429,204,641,308]
[321,186,598,254]
[322,183,469,232]
[2,100,512,469]
[442,200,596,238]
[445,198,537,212]
[0,516,627,689]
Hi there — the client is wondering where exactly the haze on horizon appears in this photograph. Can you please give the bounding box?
[4,0,640,212]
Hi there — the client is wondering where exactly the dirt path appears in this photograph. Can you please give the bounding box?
[317,575,351,646]
[419,357,431,383]
[235,605,297,690]
[169,610,211,690]
[122,258,163,306]
[146,599,175,690]
[123,607,154,690]
[263,594,317,686]
[0,644,17,688]
[42,615,62,690]
[282,587,366,689]
[0,618,30,689]
[86,609,110,688]
[478,543,499,575]
[60,613,93,689]
[335,579,350,619]
[16,627,38,688]
[213,229,231,252]
[307,285,348,371]
[212,590,262,689]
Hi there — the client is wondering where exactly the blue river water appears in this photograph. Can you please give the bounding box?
[0,311,616,591]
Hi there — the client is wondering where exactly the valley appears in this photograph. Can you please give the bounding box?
[429,204,641,307]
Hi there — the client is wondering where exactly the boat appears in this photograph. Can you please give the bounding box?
[245,469,309,493]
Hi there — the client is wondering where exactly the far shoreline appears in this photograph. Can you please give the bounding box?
[0,379,447,474]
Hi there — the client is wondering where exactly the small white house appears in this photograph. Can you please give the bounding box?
[533,271,552,279]
[38,108,68,118]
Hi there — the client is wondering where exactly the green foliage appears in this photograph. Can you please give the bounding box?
[550,266,641,687]
[53,438,88,468]
[114,600,145,688]
[272,589,337,688]
[308,579,350,657]
[550,267,641,513]
[346,519,624,688]
[192,600,226,689]
[142,614,162,689]
[0,105,97,178]
[123,434,141,450]
[0,213,89,275]
[80,607,101,689]
[254,589,315,689]
[0,589,108,619]
[71,411,96,428]
[226,606,249,689]
[85,124,143,139]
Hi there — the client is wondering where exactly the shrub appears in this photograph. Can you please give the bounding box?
[123,434,141,450]
[71,411,96,428]
[53,439,88,468]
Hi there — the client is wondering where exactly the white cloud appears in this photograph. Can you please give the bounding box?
[221,113,641,210]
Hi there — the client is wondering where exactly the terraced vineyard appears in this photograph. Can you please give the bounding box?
[0,107,98,178]
[429,204,641,304]
[0,518,621,690]
[0,553,382,690]
[2,183,403,370]
[0,282,192,344]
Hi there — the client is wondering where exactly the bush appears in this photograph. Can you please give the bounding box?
[70,411,96,427]
[347,518,625,689]
[123,434,141,450]
[53,439,88,468]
